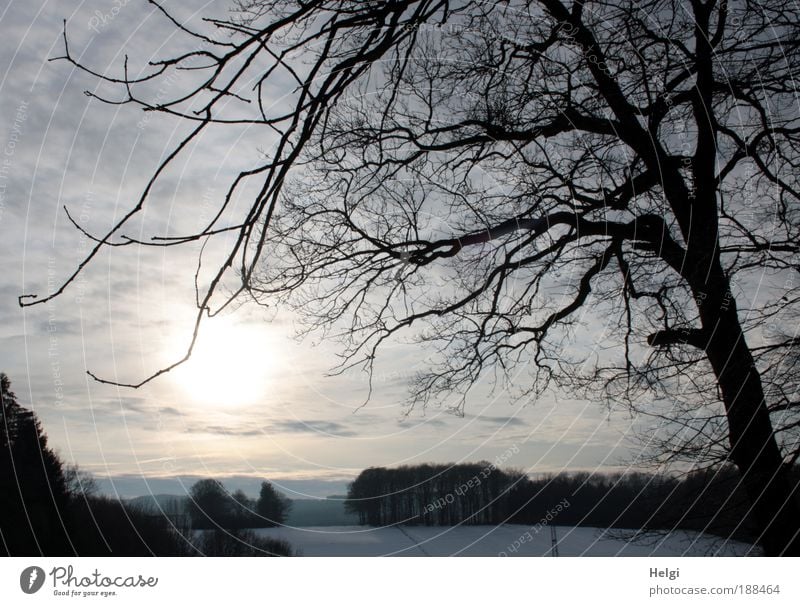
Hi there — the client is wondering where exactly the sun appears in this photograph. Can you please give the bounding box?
[170,318,279,407]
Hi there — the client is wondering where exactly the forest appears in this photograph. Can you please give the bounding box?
[6,364,800,555]
[1,373,291,556]
[345,462,800,542]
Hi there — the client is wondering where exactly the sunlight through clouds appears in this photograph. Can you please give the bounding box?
[169,316,285,408]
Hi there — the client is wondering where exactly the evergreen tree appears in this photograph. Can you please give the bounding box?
[255,481,290,527]
[0,373,69,555]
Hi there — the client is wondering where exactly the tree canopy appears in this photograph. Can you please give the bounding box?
[256,480,291,526]
[1,372,70,555]
[188,478,289,529]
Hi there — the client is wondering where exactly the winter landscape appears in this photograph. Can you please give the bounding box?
[2,0,799,562]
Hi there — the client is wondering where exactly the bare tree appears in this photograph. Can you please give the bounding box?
[23,0,800,554]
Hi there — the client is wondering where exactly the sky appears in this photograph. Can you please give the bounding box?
[0,0,649,499]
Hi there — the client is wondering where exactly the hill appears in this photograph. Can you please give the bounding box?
[125,494,358,527]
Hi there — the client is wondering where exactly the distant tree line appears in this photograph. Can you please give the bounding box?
[504,468,766,541]
[345,463,521,526]
[346,462,799,542]
[0,373,291,556]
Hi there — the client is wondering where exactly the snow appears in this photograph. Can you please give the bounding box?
[248,524,758,557]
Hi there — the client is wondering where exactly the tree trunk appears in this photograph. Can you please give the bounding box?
[700,288,800,556]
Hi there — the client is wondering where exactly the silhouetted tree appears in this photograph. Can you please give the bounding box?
[0,373,69,555]
[346,463,517,526]
[1,374,196,555]
[66,495,194,556]
[193,529,292,556]
[255,481,290,526]
[346,461,775,545]
[228,489,256,529]
[188,479,232,530]
[31,0,800,554]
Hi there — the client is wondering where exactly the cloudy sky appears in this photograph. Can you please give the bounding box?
[0,0,645,498]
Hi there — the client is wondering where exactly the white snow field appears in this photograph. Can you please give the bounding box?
[250,524,758,557]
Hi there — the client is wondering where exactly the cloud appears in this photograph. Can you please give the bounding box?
[267,419,358,437]
[116,397,150,414]
[397,412,526,429]
[184,418,360,438]
[185,424,265,437]
[469,414,527,428]
[0,0,642,484]
[397,416,448,429]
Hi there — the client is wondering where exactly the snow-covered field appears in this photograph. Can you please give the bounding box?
[249,524,758,556]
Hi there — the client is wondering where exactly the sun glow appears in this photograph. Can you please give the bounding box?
[171,318,280,407]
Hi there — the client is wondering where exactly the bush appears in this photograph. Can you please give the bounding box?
[193,529,292,556]
[67,495,194,556]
